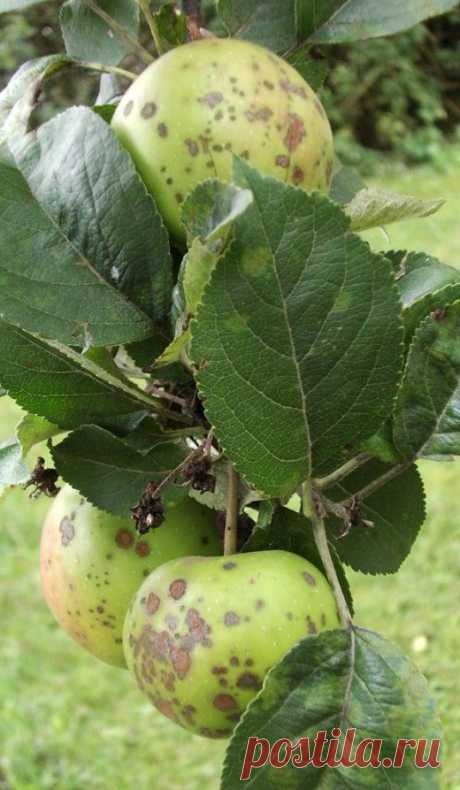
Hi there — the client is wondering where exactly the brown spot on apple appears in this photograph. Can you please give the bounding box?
[199,92,224,108]
[141,102,157,119]
[59,517,75,547]
[284,114,306,152]
[169,579,187,599]
[213,693,237,711]
[115,529,134,549]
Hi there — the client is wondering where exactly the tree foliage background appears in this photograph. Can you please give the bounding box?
[1,1,459,169]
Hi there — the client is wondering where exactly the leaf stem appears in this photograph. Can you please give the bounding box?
[78,61,137,81]
[224,462,239,556]
[303,482,352,629]
[151,445,202,499]
[343,460,413,504]
[137,0,164,55]
[315,454,371,490]
[83,0,154,64]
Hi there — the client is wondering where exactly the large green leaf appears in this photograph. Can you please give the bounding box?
[346,188,444,233]
[0,322,156,429]
[222,628,441,788]
[217,0,296,51]
[326,460,426,574]
[14,106,172,325]
[0,109,167,346]
[60,0,140,66]
[244,506,354,614]
[52,425,187,516]
[300,0,459,43]
[191,160,403,497]
[394,302,460,459]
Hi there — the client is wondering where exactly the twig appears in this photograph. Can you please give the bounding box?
[318,461,414,532]
[147,428,215,498]
[137,0,164,55]
[203,428,215,456]
[78,61,137,81]
[224,463,239,556]
[83,0,154,64]
[347,460,413,503]
[149,399,196,425]
[157,426,206,439]
[148,387,189,408]
[303,482,352,629]
[315,454,371,490]
[151,446,203,500]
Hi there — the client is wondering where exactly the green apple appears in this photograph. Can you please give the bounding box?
[123,550,339,737]
[112,38,334,242]
[40,486,221,667]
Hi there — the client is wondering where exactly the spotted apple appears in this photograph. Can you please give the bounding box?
[112,38,334,242]
[40,486,221,667]
[123,550,339,737]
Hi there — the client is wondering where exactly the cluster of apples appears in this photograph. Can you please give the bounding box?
[41,489,339,738]
[41,38,338,739]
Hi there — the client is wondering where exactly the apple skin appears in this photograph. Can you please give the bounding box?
[112,38,334,243]
[123,550,339,738]
[40,487,221,667]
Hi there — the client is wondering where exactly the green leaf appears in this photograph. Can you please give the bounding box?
[0,438,29,494]
[330,165,366,206]
[154,3,188,50]
[0,201,148,348]
[155,240,223,368]
[153,329,191,368]
[391,251,460,342]
[357,420,401,464]
[286,51,328,93]
[182,178,253,245]
[217,0,296,52]
[0,322,157,430]
[346,188,444,233]
[394,303,460,460]
[222,627,441,789]
[16,414,62,456]
[244,506,354,614]
[182,239,222,316]
[0,56,71,138]
[60,0,140,66]
[191,161,403,497]
[93,104,117,124]
[52,425,187,517]
[326,460,426,574]
[302,0,459,44]
[13,106,172,326]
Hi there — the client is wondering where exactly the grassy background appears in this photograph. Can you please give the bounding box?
[1,151,459,789]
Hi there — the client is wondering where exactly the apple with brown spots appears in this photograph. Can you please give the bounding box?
[112,38,334,243]
[123,550,339,737]
[40,486,221,667]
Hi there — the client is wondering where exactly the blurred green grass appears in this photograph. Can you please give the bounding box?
[1,151,459,789]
